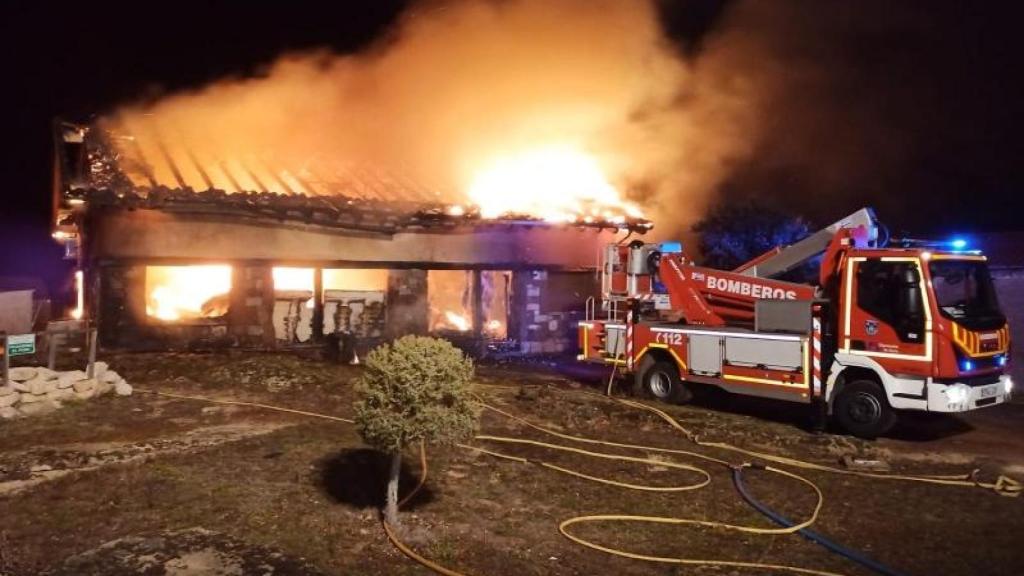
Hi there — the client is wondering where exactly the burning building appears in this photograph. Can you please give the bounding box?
[51,119,650,357]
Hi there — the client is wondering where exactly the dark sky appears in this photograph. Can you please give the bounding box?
[0,0,1021,292]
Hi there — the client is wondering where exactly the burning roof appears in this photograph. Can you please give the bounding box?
[55,119,652,236]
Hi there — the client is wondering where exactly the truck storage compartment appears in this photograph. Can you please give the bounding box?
[604,325,627,356]
[724,336,804,371]
[688,334,723,376]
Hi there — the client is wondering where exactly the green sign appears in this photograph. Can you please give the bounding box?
[7,334,36,357]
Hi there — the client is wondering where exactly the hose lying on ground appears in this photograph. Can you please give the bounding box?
[135,386,1019,576]
[732,464,910,576]
[610,395,1021,497]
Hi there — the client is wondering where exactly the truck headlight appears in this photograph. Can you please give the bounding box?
[1006,378,1014,396]
[946,384,970,404]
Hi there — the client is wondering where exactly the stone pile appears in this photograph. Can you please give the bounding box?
[0,362,132,419]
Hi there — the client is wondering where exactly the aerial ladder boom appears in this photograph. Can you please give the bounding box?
[735,208,881,279]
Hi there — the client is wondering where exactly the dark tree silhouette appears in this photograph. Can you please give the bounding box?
[693,203,811,271]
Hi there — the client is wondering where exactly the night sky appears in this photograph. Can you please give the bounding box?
[1,0,1021,296]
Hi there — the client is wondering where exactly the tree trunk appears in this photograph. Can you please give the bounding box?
[384,450,401,526]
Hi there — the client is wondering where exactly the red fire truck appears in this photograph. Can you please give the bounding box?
[578,208,1013,437]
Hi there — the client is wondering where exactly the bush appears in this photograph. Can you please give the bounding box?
[354,335,478,451]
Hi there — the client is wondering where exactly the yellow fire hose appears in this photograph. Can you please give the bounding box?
[135,386,1020,576]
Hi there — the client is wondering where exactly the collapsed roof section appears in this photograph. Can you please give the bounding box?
[52,119,653,236]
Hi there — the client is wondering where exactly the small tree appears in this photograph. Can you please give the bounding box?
[353,335,478,526]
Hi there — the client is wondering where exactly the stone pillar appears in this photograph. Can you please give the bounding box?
[97,264,138,348]
[471,270,486,356]
[229,265,275,347]
[311,268,324,342]
[386,269,428,338]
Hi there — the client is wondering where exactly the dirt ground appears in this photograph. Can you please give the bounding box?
[1,351,1022,576]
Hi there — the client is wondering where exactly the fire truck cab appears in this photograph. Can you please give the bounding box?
[579,208,1013,438]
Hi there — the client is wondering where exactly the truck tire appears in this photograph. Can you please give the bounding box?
[635,360,692,405]
[833,380,897,439]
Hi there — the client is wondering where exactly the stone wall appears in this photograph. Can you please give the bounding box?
[992,267,1024,385]
[0,363,132,420]
[510,270,598,355]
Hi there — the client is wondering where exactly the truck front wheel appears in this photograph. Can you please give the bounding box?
[833,380,897,439]
[635,360,692,405]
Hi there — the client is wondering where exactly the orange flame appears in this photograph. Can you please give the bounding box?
[146,265,232,321]
[467,145,642,223]
[444,310,472,332]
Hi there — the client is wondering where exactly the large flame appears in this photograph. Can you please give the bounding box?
[272,267,315,309]
[146,265,232,321]
[101,0,764,234]
[467,145,642,223]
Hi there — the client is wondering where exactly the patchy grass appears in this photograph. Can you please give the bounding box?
[0,352,1022,575]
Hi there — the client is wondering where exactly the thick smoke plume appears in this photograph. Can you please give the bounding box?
[106,0,767,236]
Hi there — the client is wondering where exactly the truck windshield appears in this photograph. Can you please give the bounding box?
[928,259,1004,330]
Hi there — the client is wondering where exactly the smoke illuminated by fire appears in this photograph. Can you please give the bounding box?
[104,0,764,235]
[146,265,232,321]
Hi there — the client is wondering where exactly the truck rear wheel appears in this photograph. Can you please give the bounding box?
[833,380,896,439]
[635,360,692,405]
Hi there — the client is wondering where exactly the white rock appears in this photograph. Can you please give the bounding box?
[27,378,53,396]
[0,393,18,408]
[19,392,42,404]
[115,380,133,397]
[95,380,113,396]
[57,370,87,389]
[0,406,19,419]
[46,389,74,402]
[35,367,59,380]
[101,370,121,384]
[0,385,14,396]
[75,389,96,401]
[11,381,29,392]
[73,378,97,394]
[91,361,109,379]
[20,401,59,416]
[8,367,37,382]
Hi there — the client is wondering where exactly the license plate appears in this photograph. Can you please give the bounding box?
[980,385,999,399]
